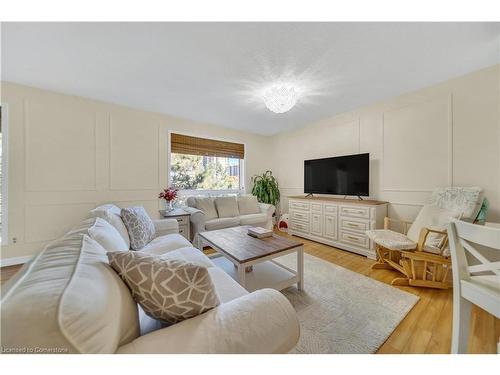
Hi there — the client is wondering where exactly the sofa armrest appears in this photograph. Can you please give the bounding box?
[116,289,300,354]
[184,206,206,242]
[153,219,179,237]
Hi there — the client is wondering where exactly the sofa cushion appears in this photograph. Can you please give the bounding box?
[141,234,192,255]
[239,213,268,226]
[207,267,248,302]
[88,217,129,251]
[121,206,156,250]
[107,251,220,325]
[215,196,239,218]
[1,232,139,353]
[195,197,218,220]
[238,195,260,215]
[205,217,240,231]
[162,247,216,269]
[90,204,130,249]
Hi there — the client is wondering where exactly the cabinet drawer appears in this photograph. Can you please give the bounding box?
[311,203,323,212]
[290,201,310,211]
[324,204,337,214]
[340,218,369,232]
[172,215,189,225]
[290,220,309,233]
[178,225,189,239]
[340,230,369,249]
[340,205,370,219]
[290,210,310,222]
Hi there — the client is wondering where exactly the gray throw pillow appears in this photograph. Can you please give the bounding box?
[215,196,239,218]
[107,251,220,324]
[121,206,155,250]
[237,195,260,215]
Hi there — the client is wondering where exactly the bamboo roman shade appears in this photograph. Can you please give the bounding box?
[171,133,245,159]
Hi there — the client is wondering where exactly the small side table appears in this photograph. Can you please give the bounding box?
[159,208,191,240]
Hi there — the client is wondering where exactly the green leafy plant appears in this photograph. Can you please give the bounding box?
[251,170,280,206]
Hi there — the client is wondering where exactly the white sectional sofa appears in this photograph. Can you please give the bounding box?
[185,195,275,246]
[0,204,299,354]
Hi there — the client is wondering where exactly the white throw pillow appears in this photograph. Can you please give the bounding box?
[406,204,462,243]
[195,197,218,220]
[215,196,240,218]
[90,204,130,249]
[88,218,129,251]
[237,195,260,215]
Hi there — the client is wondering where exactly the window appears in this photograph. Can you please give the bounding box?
[170,133,244,192]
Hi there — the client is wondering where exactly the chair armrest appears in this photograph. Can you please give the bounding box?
[259,203,275,216]
[416,227,448,252]
[116,289,300,354]
[152,219,179,237]
[384,217,413,233]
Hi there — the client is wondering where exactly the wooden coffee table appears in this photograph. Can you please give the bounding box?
[198,226,304,292]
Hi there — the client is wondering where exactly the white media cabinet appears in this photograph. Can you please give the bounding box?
[288,196,388,259]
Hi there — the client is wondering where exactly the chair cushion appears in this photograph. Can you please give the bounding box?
[141,234,192,255]
[429,186,483,220]
[215,196,240,218]
[366,229,417,250]
[240,213,268,226]
[90,204,130,249]
[205,217,240,231]
[1,230,139,353]
[88,217,129,251]
[406,204,461,243]
[107,251,220,325]
[121,206,156,250]
[195,197,218,220]
[237,195,260,215]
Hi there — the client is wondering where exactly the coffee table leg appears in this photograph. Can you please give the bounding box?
[237,264,246,289]
[297,247,304,291]
[197,236,204,251]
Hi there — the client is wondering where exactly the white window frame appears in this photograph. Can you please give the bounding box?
[167,130,246,196]
[1,104,9,246]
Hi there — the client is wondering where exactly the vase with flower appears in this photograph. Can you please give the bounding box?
[159,187,178,212]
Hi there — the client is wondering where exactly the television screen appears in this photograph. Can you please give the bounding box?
[304,153,369,196]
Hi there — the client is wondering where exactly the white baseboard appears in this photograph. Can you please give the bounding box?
[0,255,32,268]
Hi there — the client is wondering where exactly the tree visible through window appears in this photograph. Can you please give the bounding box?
[170,153,240,190]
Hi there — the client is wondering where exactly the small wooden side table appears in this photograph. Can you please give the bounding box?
[159,208,191,240]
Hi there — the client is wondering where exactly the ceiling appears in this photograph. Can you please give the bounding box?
[1,22,499,135]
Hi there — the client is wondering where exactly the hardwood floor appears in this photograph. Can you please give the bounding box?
[2,231,499,354]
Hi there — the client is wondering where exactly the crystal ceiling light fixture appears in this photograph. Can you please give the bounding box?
[262,83,299,114]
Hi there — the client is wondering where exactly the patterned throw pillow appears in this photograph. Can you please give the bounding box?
[107,251,220,324]
[120,206,155,250]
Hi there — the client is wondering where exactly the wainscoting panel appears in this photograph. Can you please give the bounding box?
[382,96,452,192]
[109,111,159,190]
[24,99,97,191]
[25,202,96,243]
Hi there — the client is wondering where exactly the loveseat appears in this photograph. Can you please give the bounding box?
[0,204,299,354]
[185,195,275,246]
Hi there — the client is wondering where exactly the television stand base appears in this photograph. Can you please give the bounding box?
[343,195,364,200]
[305,193,314,198]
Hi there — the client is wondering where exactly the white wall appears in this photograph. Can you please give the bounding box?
[2,64,499,263]
[270,65,500,222]
[0,82,272,261]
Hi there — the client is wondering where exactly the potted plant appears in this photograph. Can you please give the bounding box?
[251,170,280,215]
[158,187,179,212]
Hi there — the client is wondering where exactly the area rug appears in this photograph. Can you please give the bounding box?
[275,253,419,354]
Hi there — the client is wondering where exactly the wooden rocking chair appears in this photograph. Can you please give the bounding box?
[367,187,484,289]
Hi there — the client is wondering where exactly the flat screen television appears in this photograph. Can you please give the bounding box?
[304,153,369,196]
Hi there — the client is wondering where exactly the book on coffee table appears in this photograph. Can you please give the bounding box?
[247,226,273,238]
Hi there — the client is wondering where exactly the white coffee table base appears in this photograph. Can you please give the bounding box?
[199,237,304,292]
